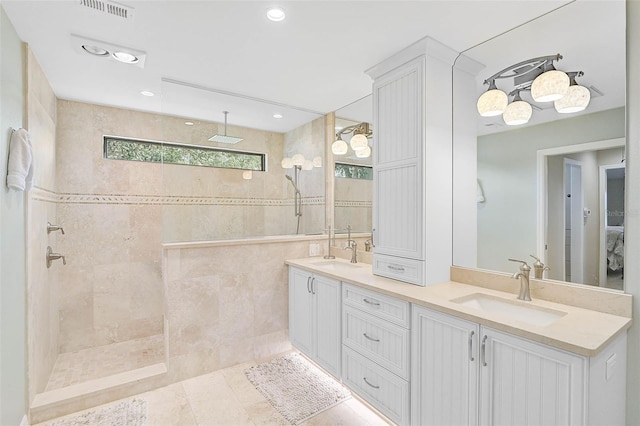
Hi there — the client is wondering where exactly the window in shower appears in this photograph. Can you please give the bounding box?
[334,162,373,180]
[104,136,266,171]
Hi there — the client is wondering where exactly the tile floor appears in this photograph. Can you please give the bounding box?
[37,353,390,425]
[45,334,165,391]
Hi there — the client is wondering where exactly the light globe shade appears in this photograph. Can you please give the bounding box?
[554,85,591,113]
[291,154,305,166]
[242,170,253,180]
[302,159,314,171]
[281,158,293,169]
[355,145,372,158]
[350,133,368,151]
[477,89,508,117]
[312,156,322,167]
[332,139,348,155]
[503,100,533,126]
[531,70,570,102]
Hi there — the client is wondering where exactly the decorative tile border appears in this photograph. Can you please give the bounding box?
[335,200,372,208]
[54,192,325,207]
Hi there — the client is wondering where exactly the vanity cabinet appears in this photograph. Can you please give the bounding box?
[341,283,411,425]
[412,305,627,426]
[368,37,456,286]
[288,266,341,378]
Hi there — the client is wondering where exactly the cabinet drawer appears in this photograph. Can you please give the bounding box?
[343,306,409,379]
[343,346,410,426]
[373,253,424,286]
[343,283,410,327]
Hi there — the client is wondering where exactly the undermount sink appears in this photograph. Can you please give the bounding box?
[311,260,362,272]
[451,293,567,327]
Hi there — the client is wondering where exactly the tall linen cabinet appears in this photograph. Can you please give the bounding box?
[367,37,457,286]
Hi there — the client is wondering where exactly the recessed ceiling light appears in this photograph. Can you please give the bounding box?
[140,91,155,97]
[81,44,109,56]
[273,114,283,119]
[184,121,194,126]
[266,7,286,22]
[112,51,139,64]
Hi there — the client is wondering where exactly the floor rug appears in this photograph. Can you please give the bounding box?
[46,398,147,426]
[245,353,351,425]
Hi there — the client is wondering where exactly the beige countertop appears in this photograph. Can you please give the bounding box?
[286,257,632,357]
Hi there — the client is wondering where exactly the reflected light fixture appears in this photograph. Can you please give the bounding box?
[281,154,322,170]
[242,170,253,180]
[554,72,591,113]
[478,54,587,126]
[333,122,372,156]
[356,145,372,158]
[503,90,532,126]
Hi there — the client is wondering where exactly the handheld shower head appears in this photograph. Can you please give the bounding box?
[285,174,300,193]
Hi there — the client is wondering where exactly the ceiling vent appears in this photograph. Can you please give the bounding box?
[78,0,135,22]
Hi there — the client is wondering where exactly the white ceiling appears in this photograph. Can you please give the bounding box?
[3,0,623,134]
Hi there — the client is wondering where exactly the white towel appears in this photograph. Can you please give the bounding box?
[7,128,34,191]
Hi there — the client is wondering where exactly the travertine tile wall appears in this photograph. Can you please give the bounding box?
[334,176,372,233]
[55,101,325,353]
[163,239,310,381]
[25,45,59,400]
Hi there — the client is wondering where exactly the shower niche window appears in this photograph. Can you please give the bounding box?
[104,136,266,171]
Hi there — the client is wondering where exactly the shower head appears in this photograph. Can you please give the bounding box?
[285,174,300,193]
[209,111,244,144]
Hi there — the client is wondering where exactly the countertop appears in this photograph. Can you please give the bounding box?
[285,257,632,357]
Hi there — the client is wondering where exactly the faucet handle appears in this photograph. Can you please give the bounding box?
[508,258,531,273]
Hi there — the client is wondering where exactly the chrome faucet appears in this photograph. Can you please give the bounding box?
[323,226,335,259]
[364,239,372,252]
[344,224,358,263]
[508,258,532,301]
[47,222,65,235]
[530,254,551,279]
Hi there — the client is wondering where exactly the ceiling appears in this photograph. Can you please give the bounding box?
[3,0,622,134]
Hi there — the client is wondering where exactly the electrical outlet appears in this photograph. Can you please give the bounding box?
[309,243,320,256]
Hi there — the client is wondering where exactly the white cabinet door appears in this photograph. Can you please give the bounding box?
[412,305,479,426]
[479,327,586,426]
[314,274,341,378]
[289,267,314,357]
[372,57,424,261]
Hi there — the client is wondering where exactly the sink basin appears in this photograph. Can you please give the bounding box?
[311,260,362,272]
[451,293,567,327]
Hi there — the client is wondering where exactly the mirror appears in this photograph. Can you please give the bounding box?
[333,97,374,234]
[453,1,626,290]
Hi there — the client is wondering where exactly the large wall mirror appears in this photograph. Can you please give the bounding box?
[333,96,374,234]
[453,1,626,291]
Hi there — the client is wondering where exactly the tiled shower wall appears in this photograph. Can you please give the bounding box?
[55,100,326,353]
[25,46,59,400]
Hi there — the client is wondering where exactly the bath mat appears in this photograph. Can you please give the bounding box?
[46,398,147,426]
[245,353,351,425]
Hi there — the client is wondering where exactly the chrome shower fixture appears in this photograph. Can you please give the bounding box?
[209,111,244,144]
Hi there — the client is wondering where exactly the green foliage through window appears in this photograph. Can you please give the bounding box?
[334,163,373,180]
[104,137,265,171]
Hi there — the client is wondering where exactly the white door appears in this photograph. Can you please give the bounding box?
[564,159,584,283]
[411,306,479,426]
[288,267,314,357]
[479,327,585,426]
[313,274,341,378]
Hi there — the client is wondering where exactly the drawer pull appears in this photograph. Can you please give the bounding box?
[387,265,405,272]
[363,298,380,306]
[363,377,380,389]
[363,333,380,343]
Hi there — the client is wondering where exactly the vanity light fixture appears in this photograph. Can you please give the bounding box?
[478,54,587,126]
[281,154,322,170]
[355,145,372,158]
[502,90,532,126]
[554,72,591,113]
[333,122,372,156]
